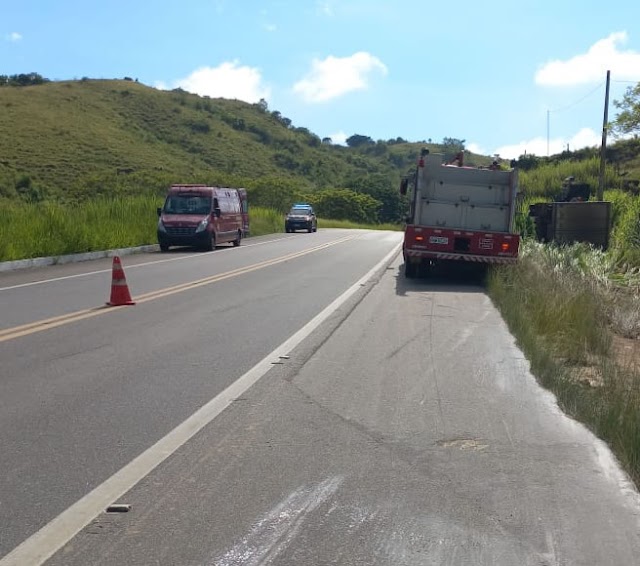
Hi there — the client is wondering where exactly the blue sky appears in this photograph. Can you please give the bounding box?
[3,0,640,159]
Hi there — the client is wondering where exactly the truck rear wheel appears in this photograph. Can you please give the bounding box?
[232,230,242,247]
[405,261,416,278]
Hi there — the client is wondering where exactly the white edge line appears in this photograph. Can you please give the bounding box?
[0,236,294,292]
[0,241,401,566]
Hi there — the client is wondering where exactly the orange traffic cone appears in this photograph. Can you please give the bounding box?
[107,256,135,306]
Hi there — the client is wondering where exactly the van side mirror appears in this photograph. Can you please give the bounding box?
[157,207,162,217]
[214,207,221,217]
[400,178,408,195]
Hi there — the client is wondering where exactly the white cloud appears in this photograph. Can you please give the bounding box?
[536,31,640,86]
[293,52,387,103]
[157,61,270,103]
[493,127,601,159]
[466,142,486,155]
[327,131,348,145]
[263,23,277,32]
[5,32,22,42]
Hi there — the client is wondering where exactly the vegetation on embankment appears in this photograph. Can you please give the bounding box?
[0,197,290,261]
[0,78,464,224]
[488,241,640,486]
[0,196,401,262]
[0,77,498,230]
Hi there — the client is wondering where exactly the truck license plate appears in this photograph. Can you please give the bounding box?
[429,236,448,244]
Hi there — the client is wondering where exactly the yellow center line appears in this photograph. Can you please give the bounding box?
[0,235,357,343]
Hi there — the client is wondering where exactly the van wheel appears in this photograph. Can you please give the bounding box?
[233,230,242,247]
[203,233,215,251]
[159,243,169,252]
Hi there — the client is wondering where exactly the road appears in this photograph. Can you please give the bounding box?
[1,229,639,565]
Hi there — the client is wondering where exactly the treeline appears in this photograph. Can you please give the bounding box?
[0,73,49,87]
[243,175,407,225]
[512,138,640,174]
[3,169,408,225]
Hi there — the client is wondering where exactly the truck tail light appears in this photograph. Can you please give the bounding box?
[415,235,424,242]
[418,158,424,168]
[501,242,510,251]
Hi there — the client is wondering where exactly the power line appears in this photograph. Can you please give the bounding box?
[549,81,605,113]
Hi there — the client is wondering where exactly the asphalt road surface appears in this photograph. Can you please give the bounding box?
[1,229,639,565]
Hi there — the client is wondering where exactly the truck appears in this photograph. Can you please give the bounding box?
[400,149,520,277]
[528,177,611,249]
[157,184,249,252]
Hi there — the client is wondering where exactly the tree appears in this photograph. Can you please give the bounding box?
[246,177,308,212]
[346,173,407,223]
[612,82,640,136]
[441,137,466,153]
[0,72,48,87]
[310,189,381,223]
[346,134,374,148]
[322,137,332,145]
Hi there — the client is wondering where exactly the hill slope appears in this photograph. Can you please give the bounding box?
[0,79,432,203]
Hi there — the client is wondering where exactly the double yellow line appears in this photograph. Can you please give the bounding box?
[0,235,356,343]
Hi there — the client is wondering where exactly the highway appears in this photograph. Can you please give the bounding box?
[1,228,639,565]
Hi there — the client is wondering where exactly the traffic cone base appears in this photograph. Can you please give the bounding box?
[107,256,135,306]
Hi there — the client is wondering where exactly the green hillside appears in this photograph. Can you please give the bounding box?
[0,79,498,209]
[2,77,638,225]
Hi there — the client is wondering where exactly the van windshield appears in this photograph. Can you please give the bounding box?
[163,195,212,215]
[289,207,311,216]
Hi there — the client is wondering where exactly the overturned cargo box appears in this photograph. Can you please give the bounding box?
[529,201,611,249]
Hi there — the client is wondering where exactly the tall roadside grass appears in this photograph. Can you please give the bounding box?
[249,207,285,237]
[0,196,159,261]
[519,157,619,198]
[606,189,640,268]
[488,240,640,485]
[0,198,397,262]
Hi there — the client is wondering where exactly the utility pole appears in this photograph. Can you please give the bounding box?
[598,70,610,201]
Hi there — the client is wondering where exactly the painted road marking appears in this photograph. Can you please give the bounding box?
[0,242,401,566]
[0,235,357,343]
[0,235,296,292]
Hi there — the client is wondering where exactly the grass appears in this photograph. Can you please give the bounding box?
[0,79,411,202]
[0,197,400,262]
[488,240,640,486]
[0,196,158,260]
[518,157,620,198]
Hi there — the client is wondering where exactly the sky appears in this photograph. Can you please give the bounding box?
[3,0,640,159]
